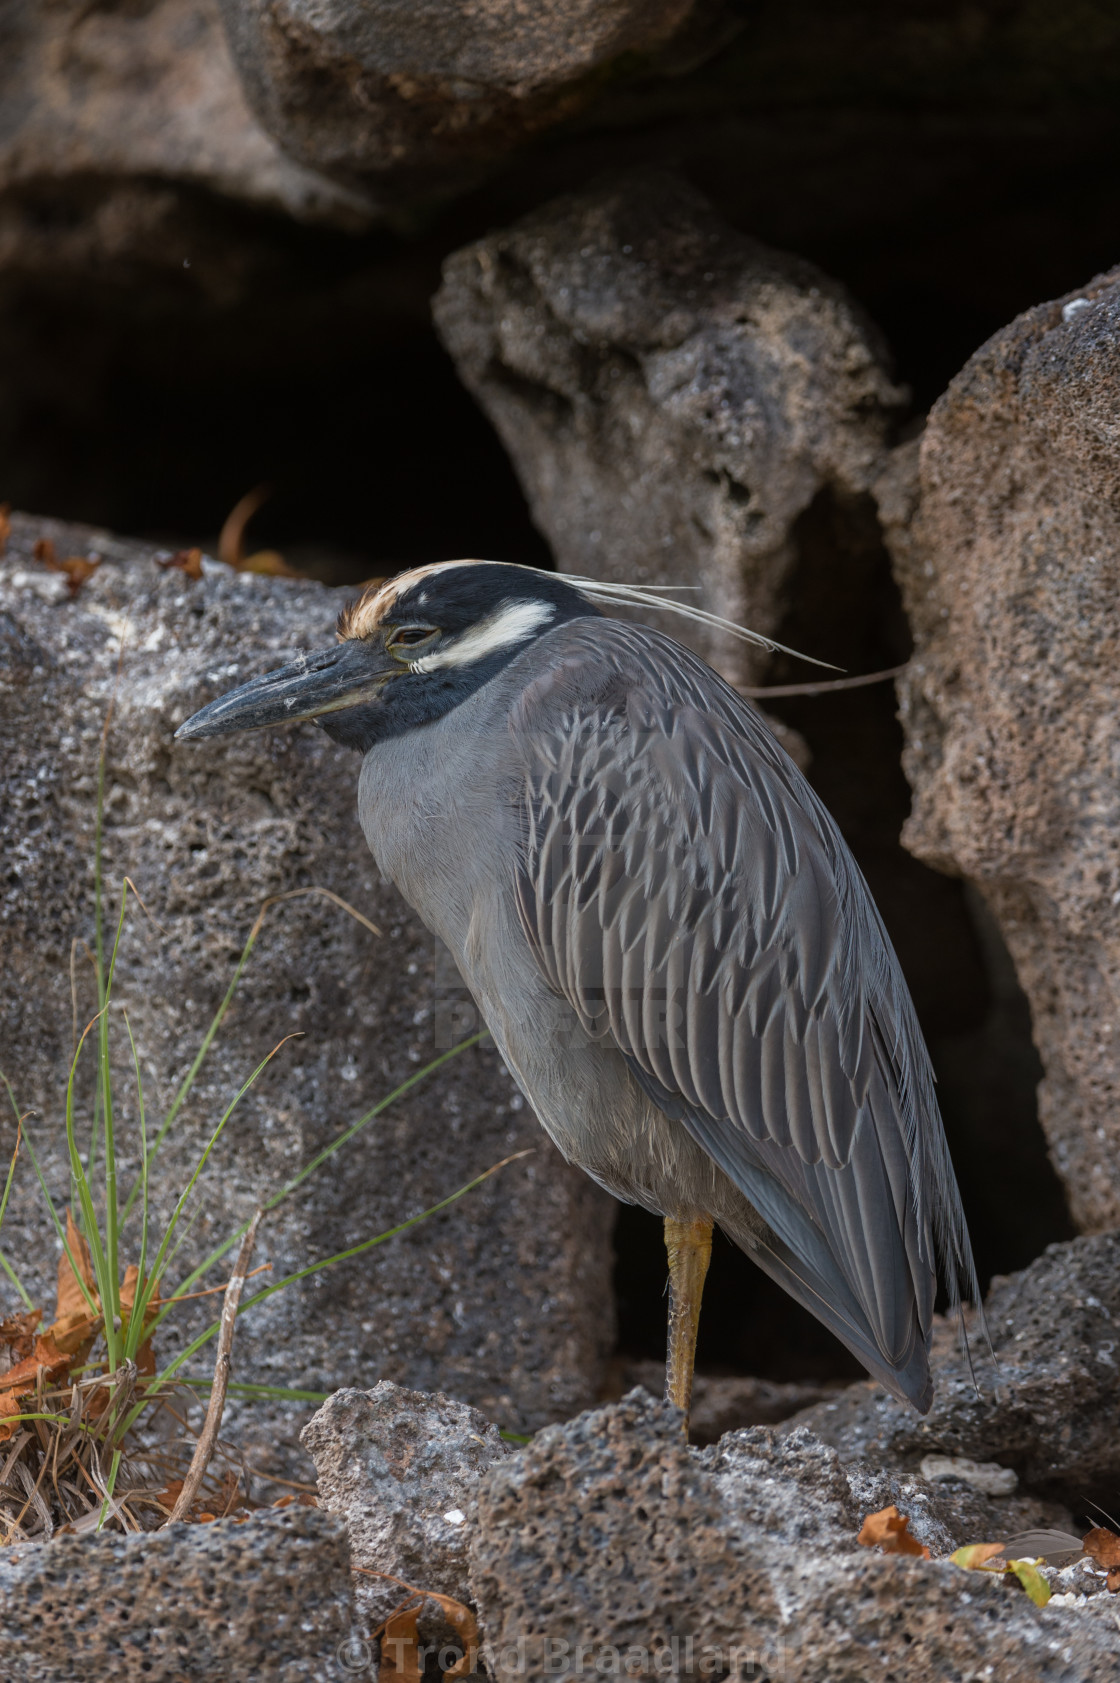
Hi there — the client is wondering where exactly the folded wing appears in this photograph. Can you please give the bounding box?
[511,619,976,1409]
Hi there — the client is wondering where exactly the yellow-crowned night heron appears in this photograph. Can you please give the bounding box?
[177,561,977,1424]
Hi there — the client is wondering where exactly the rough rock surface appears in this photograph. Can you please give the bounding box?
[435,170,905,685]
[876,263,1120,1233]
[0,1505,353,1682]
[0,0,368,277]
[470,1391,1118,1682]
[606,1358,843,1444]
[302,1381,511,1631]
[218,2,707,201]
[787,1232,1120,1504]
[0,512,615,1462]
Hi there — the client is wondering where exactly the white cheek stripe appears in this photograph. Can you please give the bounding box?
[414,600,556,671]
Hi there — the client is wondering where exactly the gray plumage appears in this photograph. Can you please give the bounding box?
[175,561,978,1412]
[354,615,975,1411]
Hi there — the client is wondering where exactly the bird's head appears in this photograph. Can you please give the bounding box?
[174,560,600,751]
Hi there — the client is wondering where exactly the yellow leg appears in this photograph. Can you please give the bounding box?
[664,1212,713,1433]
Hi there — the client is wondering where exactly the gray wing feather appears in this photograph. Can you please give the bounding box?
[510,618,977,1408]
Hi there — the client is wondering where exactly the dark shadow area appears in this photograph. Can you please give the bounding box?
[5,4,1120,566]
[0,254,551,579]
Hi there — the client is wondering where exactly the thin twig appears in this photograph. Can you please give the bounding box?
[250,887,382,942]
[250,1470,319,1494]
[741,663,908,700]
[167,1208,262,1523]
[122,877,169,939]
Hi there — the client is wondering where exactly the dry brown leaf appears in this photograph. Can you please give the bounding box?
[33,537,102,597]
[0,502,11,556]
[381,1606,422,1683]
[158,547,204,581]
[51,1209,101,1354]
[0,1309,42,1361]
[272,1492,319,1509]
[356,1569,479,1679]
[0,1331,75,1440]
[422,1594,480,1679]
[0,1334,71,1394]
[153,1469,243,1523]
[154,1478,186,1513]
[858,1504,932,1559]
[57,1208,96,1312]
[0,1220,165,1441]
[1083,1527,1120,1584]
[0,1392,24,1433]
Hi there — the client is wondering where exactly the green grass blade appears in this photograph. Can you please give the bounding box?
[89,744,108,1176]
[123,920,265,1214]
[96,1446,122,1532]
[122,1152,522,1438]
[141,1034,300,1302]
[63,1012,114,1341]
[98,880,131,1369]
[177,1379,332,1404]
[124,887,381,1219]
[18,1126,101,1325]
[121,1012,153,1364]
[262,1032,488,1216]
[0,1070,35,1308]
[0,1249,33,1310]
[236,1156,522,1311]
[172,1031,486,1298]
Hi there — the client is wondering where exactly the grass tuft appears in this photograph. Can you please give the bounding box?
[0,712,512,1543]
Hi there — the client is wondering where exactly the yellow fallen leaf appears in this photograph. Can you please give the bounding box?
[950,1543,1051,1607]
[950,1543,1008,1570]
[1006,1559,1051,1607]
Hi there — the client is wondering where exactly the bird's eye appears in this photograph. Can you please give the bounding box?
[388,626,437,654]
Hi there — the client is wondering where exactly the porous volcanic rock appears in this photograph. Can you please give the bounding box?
[302,1381,511,1633]
[470,1391,1118,1683]
[605,1358,844,1444]
[787,1232,1120,1504]
[0,512,615,1465]
[876,264,1120,1233]
[0,0,368,279]
[434,170,905,685]
[0,1504,353,1682]
[217,1,709,201]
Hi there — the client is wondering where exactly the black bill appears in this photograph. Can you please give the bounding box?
[175,638,394,740]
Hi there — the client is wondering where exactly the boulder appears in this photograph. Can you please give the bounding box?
[0,512,616,1472]
[302,1381,511,1633]
[0,1504,354,1683]
[434,170,905,685]
[876,264,1120,1233]
[469,1390,1118,1683]
[217,2,709,202]
[786,1232,1120,1505]
[0,0,369,281]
